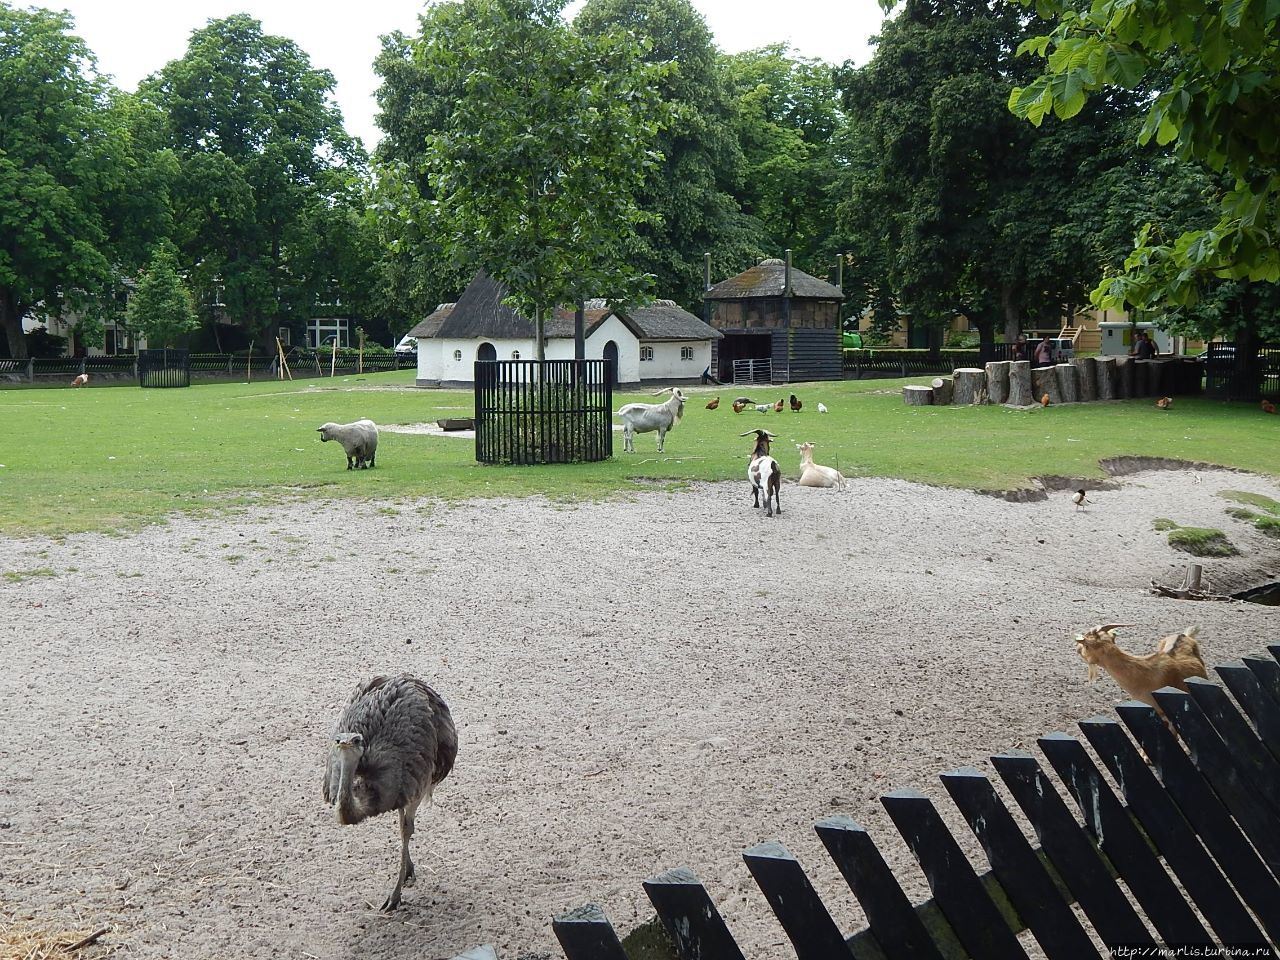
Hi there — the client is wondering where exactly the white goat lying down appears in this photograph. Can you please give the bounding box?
[616,387,685,453]
[318,419,379,470]
[796,442,845,488]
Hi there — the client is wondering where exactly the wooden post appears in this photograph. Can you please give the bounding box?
[1007,360,1032,406]
[1032,366,1060,404]
[1134,358,1151,397]
[1095,356,1117,399]
[330,337,338,378]
[247,340,253,383]
[985,361,1009,405]
[903,384,934,406]
[931,376,954,405]
[1115,356,1134,398]
[276,337,293,381]
[357,327,365,375]
[1054,363,1079,403]
[953,367,987,404]
[1071,357,1097,401]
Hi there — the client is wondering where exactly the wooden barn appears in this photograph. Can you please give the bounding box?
[704,255,844,384]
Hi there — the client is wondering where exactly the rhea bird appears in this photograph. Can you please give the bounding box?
[324,674,458,910]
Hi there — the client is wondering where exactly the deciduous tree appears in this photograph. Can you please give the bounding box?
[126,242,198,347]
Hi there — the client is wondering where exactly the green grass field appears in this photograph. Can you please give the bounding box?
[1,370,1277,536]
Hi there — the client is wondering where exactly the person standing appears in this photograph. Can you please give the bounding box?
[1034,334,1054,366]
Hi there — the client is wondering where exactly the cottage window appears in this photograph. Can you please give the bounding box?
[680,346,694,361]
[453,349,462,362]
[640,345,654,362]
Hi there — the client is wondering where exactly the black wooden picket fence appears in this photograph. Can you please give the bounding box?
[137,348,191,388]
[1203,342,1280,401]
[457,645,1280,960]
[474,359,613,465]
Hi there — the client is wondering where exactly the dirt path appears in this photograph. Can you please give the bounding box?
[2,469,1277,959]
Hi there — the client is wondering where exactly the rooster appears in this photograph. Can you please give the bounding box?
[1156,396,1172,409]
[732,400,747,414]
[1040,392,1051,407]
[1263,400,1277,415]
[773,398,785,413]
[789,394,802,412]
[705,396,720,410]
[71,373,89,387]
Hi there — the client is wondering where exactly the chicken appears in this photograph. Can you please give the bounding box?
[1041,393,1051,407]
[755,404,771,414]
[1072,489,1092,511]
[789,394,802,412]
[817,402,828,414]
[705,397,720,410]
[1263,400,1277,415]
[1075,624,1207,729]
[773,398,785,413]
[732,400,747,414]
[1156,396,1172,409]
[71,373,89,387]
[734,397,756,405]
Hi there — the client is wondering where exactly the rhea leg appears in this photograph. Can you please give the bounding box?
[381,802,419,911]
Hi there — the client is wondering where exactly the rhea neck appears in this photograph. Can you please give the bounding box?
[332,742,365,825]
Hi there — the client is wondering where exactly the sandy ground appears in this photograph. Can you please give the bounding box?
[2,467,1279,960]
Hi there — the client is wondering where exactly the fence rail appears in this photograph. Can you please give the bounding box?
[474,359,613,465]
[543,644,1280,960]
[0,350,415,383]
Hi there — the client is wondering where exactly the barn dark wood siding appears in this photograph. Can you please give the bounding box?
[771,331,789,381]
[787,328,842,381]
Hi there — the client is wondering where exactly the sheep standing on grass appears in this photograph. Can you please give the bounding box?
[616,387,685,454]
[318,419,379,470]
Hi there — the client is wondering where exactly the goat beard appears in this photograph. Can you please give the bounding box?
[1086,663,1099,683]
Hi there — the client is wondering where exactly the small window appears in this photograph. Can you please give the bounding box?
[511,350,520,360]
[680,346,694,361]
[640,345,654,362]
[453,349,462,362]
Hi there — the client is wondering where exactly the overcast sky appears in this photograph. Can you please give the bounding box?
[55,0,885,150]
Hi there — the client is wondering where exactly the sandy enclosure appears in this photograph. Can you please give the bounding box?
[2,468,1279,959]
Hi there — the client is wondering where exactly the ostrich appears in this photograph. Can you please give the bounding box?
[323,674,458,911]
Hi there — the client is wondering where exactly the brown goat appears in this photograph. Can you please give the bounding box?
[1075,624,1207,721]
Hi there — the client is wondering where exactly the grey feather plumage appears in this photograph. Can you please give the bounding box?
[324,674,457,910]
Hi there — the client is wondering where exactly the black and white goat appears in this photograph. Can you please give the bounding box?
[742,429,781,517]
[616,387,685,453]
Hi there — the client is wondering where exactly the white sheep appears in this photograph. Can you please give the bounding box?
[318,419,379,470]
[796,442,844,488]
[616,387,685,454]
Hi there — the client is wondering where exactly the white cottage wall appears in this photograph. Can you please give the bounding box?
[585,315,640,383]
[641,340,710,380]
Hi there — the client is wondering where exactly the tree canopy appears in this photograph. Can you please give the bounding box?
[126,242,199,347]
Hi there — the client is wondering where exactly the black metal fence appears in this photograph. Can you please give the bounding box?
[1203,342,1280,401]
[137,349,191,388]
[474,359,613,465]
[546,645,1280,960]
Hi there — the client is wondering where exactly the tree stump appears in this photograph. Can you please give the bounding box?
[1032,366,1061,405]
[953,367,987,404]
[1071,357,1098,401]
[985,361,1010,405]
[1007,360,1033,406]
[1054,363,1080,403]
[931,376,954,405]
[1133,358,1151,397]
[1149,359,1171,396]
[1095,356,1117,400]
[1114,356,1134,398]
[903,385,933,406]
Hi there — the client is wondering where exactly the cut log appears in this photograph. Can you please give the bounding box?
[1133,358,1152,397]
[1149,359,1172,396]
[1007,360,1033,406]
[1149,564,1231,601]
[1095,356,1117,400]
[1032,366,1061,405]
[985,361,1010,405]
[1054,363,1080,403]
[1071,357,1098,402]
[930,376,954,406]
[953,367,987,405]
[903,385,934,406]
[1114,356,1134,398]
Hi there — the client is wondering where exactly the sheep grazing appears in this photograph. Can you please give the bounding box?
[616,387,685,453]
[318,419,379,470]
[742,429,781,517]
[1074,623,1207,728]
[796,442,845,489]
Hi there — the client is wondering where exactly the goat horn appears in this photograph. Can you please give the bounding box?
[739,430,762,437]
[651,387,673,396]
[1093,623,1135,634]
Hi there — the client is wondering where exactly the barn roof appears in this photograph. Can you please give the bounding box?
[434,272,536,339]
[704,258,844,301]
[405,302,457,339]
[552,299,721,341]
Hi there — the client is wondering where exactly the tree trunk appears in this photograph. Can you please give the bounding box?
[903,385,933,406]
[1007,360,1033,406]
[985,361,1010,405]
[1,289,28,360]
[1032,366,1061,404]
[975,318,996,362]
[1054,363,1079,403]
[1133,358,1151,397]
[931,376,953,405]
[1071,357,1097,401]
[1114,356,1134,398]
[953,367,987,404]
[535,304,546,363]
[1095,356,1117,399]
[1001,283,1020,344]
[1231,321,1263,400]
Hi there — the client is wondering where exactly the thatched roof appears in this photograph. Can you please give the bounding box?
[552,299,721,341]
[705,258,844,301]
[435,272,536,339]
[406,302,457,339]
